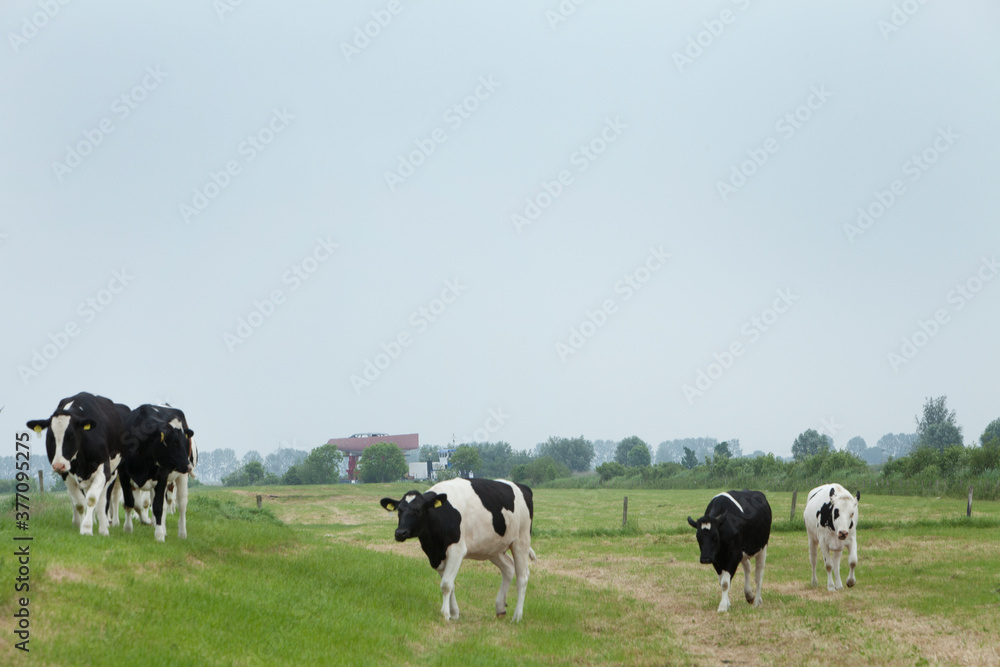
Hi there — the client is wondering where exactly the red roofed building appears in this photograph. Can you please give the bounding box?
[328,433,419,481]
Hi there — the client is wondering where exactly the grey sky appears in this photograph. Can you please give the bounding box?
[3,1,998,461]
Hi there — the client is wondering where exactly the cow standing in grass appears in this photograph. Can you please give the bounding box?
[380,478,536,622]
[120,404,197,542]
[688,490,772,612]
[804,483,860,591]
[27,392,130,536]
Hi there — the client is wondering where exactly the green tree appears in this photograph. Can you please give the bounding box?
[419,444,441,462]
[472,442,528,478]
[298,443,344,484]
[510,456,569,485]
[714,442,732,460]
[222,460,276,486]
[916,396,963,452]
[595,461,626,481]
[681,446,699,469]
[449,445,481,477]
[845,436,868,458]
[980,418,1000,446]
[626,443,651,467]
[536,436,594,472]
[615,436,648,465]
[791,428,830,461]
[357,442,408,483]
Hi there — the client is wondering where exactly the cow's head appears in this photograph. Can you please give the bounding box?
[688,512,728,565]
[155,419,195,474]
[27,414,95,474]
[380,490,447,542]
[816,487,859,541]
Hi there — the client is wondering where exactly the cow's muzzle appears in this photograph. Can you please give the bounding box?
[700,557,712,564]
[52,459,69,474]
[838,531,849,541]
[394,530,409,542]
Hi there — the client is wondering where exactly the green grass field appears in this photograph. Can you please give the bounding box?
[2,485,998,665]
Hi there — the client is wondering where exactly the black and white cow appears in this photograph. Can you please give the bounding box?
[380,478,536,622]
[804,483,860,591]
[26,392,130,536]
[119,404,196,542]
[688,490,772,612]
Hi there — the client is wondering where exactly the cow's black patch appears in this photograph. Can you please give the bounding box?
[469,478,515,537]
[817,501,835,531]
[419,497,462,570]
[515,482,534,524]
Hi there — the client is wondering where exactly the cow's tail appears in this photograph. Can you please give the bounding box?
[529,548,537,562]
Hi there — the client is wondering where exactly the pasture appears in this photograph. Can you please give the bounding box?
[2,485,999,665]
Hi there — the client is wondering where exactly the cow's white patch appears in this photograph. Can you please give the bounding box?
[169,418,183,430]
[62,401,74,411]
[700,522,711,530]
[404,494,416,503]
[50,415,71,469]
[714,492,744,513]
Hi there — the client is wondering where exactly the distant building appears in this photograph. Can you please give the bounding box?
[328,433,419,481]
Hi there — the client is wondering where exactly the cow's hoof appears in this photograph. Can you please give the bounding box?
[99,527,110,537]
[827,585,836,592]
[753,597,763,608]
[846,578,855,588]
[745,591,755,604]
[496,612,506,618]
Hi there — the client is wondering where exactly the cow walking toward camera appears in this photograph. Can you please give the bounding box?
[119,404,197,542]
[380,478,536,622]
[27,392,130,536]
[688,490,771,612]
[804,483,859,591]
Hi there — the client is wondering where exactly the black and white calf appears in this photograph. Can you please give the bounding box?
[27,392,130,536]
[688,490,772,612]
[119,404,197,542]
[804,483,859,591]
[381,478,536,622]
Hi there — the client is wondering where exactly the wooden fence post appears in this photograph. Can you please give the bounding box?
[790,489,798,522]
[967,485,973,517]
[256,495,262,509]
[38,470,44,494]
[622,496,628,528]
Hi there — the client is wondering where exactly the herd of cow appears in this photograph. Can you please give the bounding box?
[26,391,198,543]
[26,391,860,622]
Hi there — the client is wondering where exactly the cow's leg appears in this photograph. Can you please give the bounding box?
[65,477,85,528]
[808,535,819,586]
[510,544,531,622]
[152,478,168,543]
[820,541,836,591]
[846,536,858,588]
[742,556,754,603]
[753,546,766,608]
[107,477,122,528]
[139,490,153,525]
[831,547,844,590]
[80,468,107,536]
[176,474,189,539]
[717,571,732,612]
[95,468,115,536]
[489,552,514,617]
[120,472,137,534]
[438,547,465,620]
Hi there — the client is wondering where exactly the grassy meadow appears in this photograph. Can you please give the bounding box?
[2,485,999,665]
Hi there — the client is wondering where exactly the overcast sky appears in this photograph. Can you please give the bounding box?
[2,1,998,461]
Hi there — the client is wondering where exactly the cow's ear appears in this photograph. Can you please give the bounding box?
[428,492,447,509]
[81,419,96,431]
[687,516,699,529]
[855,491,861,502]
[713,511,728,525]
[26,419,50,433]
[185,428,194,438]
[380,497,398,512]
[160,432,165,443]
[829,487,835,497]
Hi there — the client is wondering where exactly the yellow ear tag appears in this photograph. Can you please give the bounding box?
[385,503,395,511]
[434,500,442,508]
[33,426,42,433]
[161,432,165,442]
[83,424,92,431]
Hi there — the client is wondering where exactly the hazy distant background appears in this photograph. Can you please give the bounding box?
[2,1,998,461]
